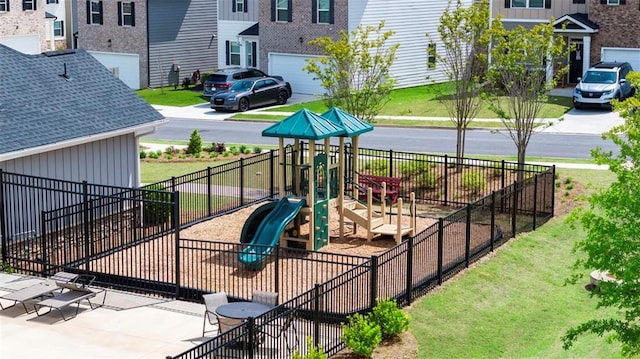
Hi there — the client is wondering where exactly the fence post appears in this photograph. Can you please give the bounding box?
[551,165,556,217]
[501,160,506,190]
[0,170,6,262]
[437,218,444,285]
[240,158,245,205]
[405,238,413,306]
[173,191,181,299]
[370,255,378,310]
[82,181,90,272]
[511,181,517,237]
[443,155,448,206]
[313,284,321,347]
[247,317,256,359]
[207,167,212,217]
[40,211,47,276]
[274,245,280,296]
[532,175,538,230]
[270,150,275,198]
[389,149,394,177]
[465,205,471,268]
[490,191,496,252]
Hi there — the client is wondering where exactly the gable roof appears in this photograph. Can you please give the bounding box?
[553,13,599,33]
[0,45,166,160]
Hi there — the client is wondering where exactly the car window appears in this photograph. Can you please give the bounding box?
[263,79,276,87]
[231,80,254,91]
[249,69,267,78]
[254,80,266,90]
[583,71,616,84]
[207,74,227,82]
[232,73,244,80]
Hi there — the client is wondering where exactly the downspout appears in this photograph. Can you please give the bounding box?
[134,125,161,187]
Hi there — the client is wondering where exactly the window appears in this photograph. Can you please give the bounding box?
[512,0,544,8]
[87,1,103,25]
[47,0,59,4]
[246,41,257,67]
[0,0,9,12]
[427,43,436,69]
[23,0,36,10]
[118,2,135,27]
[271,0,291,22]
[233,0,247,13]
[605,0,620,4]
[314,0,333,24]
[54,20,64,37]
[228,42,241,65]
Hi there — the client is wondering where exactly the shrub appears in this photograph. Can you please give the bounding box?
[165,146,180,155]
[1,261,15,273]
[342,313,381,358]
[292,337,328,359]
[555,181,562,188]
[148,151,159,159]
[212,142,226,153]
[139,151,147,159]
[223,151,230,157]
[179,154,187,159]
[566,183,574,190]
[461,170,487,192]
[156,149,163,156]
[564,177,572,184]
[229,145,240,156]
[209,152,219,158]
[239,144,248,153]
[194,153,201,159]
[253,146,263,154]
[166,154,173,160]
[364,159,389,176]
[370,298,410,339]
[417,171,438,189]
[398,160,432,178]
[243,149,251,154]
[187,129,202,155]
[143,184,172,225]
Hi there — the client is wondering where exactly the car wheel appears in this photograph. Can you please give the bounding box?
[573,101,582,109]
[277,91,288,105]
[238,98,250,112]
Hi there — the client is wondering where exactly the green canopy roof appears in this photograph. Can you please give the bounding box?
[320,107,373,137]
[262,108,347,140]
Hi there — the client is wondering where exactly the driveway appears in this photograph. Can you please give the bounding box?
[543,107,624,134]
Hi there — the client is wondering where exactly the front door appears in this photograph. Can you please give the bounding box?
[569,41,584,84]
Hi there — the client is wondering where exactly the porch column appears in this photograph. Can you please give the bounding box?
[582,36,591,76]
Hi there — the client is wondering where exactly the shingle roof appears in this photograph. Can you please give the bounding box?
[320,107,373,137]
[0,45,165,156]
[239,23,259,36]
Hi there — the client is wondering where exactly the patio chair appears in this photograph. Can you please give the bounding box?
[260,310,299,353]
[0,271,79,313]
[251,290,278,306]
[202,292,228,337]
[33,277,106,321]
[217,314,244,334]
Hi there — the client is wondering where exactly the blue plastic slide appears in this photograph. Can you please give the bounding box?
[238,197,306,270]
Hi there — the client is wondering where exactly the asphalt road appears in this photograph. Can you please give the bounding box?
[147,118,617,159]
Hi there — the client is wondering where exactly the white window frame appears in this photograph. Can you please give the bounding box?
[0,0,8,12]
[607,0,620,4]
[276,0,288,22]
[47,0,59,4]
[90,1,102,24]
[120,2,133,26]
[317,0,330,24]
[230,42,241,66]
[511,0,544,8]
[54,20,64,37]
[235,0,244,12]
[23,0,35,10]
[245,41,254,67]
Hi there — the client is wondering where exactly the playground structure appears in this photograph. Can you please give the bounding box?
[237,107,416,269]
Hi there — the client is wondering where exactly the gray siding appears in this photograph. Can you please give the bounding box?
[1,134,139,188]
[148,0,218,88]
[219,0,259,21]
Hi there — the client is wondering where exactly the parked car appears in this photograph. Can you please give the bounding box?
[210,77,292,112]
[202,67,287,98]
[573,62,635,109]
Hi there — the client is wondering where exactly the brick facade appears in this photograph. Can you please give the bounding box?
[77,1,149,88]
[589,0,640,65]
[0,3,49,52]
[258,0,348,71]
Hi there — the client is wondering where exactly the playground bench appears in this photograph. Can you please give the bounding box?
[358,174,401,204]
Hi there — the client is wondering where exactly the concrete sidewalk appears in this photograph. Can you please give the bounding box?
[0,273,207,359]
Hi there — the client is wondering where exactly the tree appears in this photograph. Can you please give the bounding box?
[563,72,640,357]
[187,129,202,155]
[486,19,568,177]
[429,0,489,162]
[304,21,399,123]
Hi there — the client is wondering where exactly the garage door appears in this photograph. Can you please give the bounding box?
[601,47,640,72]
[269,53,324,95]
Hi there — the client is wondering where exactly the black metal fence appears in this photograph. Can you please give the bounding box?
[1,148,555,358]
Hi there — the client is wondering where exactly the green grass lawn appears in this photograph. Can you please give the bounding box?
[409,168,622,358]
[137,87,208,107]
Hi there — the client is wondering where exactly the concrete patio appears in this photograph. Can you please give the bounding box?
[0,273,209,358]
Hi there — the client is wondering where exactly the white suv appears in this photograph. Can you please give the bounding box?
[573,62,634,109]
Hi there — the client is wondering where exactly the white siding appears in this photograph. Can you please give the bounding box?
[348,0,473,88]
[1,134,139,188]
[218,20,259,68]
[89,51,141,89]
